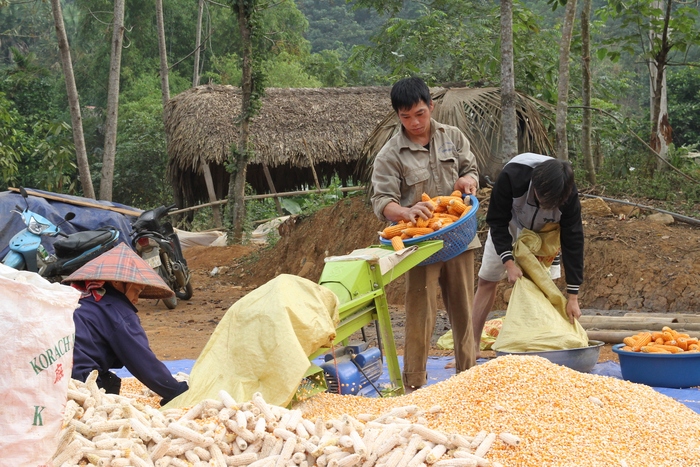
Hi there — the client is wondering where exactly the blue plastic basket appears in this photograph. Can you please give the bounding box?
[379,194,479,266]
[612,343,700,388]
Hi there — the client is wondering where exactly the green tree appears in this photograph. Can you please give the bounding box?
[598,0,700,170]
[0,92,25,188]
[205,51,322,87]
[296,0,385,53]
[113,89,172,207]
[0,39,82,194]
[349,0,498,84]
[304,50,347,87]
[0,48,56,120]
[347,0,557,93]
[29,120,77,193]
[668,67,700,148]
[227,0,263,243]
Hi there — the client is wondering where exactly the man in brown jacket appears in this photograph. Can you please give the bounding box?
[371,77,481,391]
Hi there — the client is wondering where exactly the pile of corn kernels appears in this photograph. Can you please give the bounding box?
[52,356,700,467]
[300,355,700,466]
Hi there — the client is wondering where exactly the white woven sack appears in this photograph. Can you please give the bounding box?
[0,263,81,466]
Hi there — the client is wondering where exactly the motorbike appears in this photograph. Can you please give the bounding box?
[2,187,120,279]
[131,204,193,309]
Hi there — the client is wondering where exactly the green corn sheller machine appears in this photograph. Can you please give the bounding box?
[298,240,443,399]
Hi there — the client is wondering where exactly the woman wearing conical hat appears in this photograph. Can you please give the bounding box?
[63,243,189,404]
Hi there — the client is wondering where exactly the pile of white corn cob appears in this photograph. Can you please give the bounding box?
[52,371,518,467]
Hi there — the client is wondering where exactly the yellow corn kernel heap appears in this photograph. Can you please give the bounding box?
[299,355,700,466]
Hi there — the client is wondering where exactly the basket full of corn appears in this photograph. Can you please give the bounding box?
[612,326,700,388]
[379,193,479,266]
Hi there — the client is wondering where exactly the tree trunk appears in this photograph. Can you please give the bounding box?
[193,0,204,87]
[50,0,95,199]
[156,0,170,107]
[649,0,672,172]
[555,0,578,161]
[581,0,595,183]
[100,0,125,201]
[500,0,518,162]
[594,132,603,169]
[651,69,670,171]
[192,0,222,227]
[227,0,254,243]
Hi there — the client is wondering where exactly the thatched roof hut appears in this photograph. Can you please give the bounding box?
[165,85,391,210]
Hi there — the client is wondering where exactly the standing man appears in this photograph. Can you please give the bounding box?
[472,153,584,353]
[371,77,480,392]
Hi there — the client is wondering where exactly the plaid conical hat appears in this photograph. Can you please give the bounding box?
[62,242,174,299]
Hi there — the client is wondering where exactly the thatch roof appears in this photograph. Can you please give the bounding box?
[165,84,391,173]
[165,84,553,212]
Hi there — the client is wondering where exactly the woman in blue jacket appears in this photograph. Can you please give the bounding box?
[63,243,188,404]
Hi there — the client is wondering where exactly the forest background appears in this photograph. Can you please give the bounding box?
[0,0,699,229]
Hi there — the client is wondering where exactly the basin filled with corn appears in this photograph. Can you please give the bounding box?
[613,327,700,388]
[494,340,604,373]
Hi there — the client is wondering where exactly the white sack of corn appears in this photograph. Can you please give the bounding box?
[0,264,81,465]
[164,274,339,409]
[493,227,588,352]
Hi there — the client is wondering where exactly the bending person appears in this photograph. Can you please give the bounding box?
[472,153,584,354]
[64,243,189,405]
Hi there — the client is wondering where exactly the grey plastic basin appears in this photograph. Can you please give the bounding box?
[494,340,605,373]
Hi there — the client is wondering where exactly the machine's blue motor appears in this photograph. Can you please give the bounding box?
[320,342,383,395]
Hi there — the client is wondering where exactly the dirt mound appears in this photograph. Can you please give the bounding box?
[224,194,700,312]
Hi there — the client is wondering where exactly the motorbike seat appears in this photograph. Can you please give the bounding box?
[53,229,117,258]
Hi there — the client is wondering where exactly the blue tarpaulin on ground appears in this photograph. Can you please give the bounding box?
[0,189,138,258]
[115,357,700,414]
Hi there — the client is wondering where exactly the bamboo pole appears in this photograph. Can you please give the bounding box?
[581,193,700,226]
[168,186,365,215]
[578,316,678,330]
[9,187,142,217]
[201,162,222,227]
[302,138,322,192]
[623,312,700,323]
[582,322,700,332]
[262,164,283,215]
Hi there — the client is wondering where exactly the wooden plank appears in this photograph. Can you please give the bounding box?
[578,316,677,331]
[586,330,630,344]
[9,187,143,217]
[261,164,283,215]
[302,138,322,192]
[201,162,222,227]
[580,315,678,323]
[623,312,700,323]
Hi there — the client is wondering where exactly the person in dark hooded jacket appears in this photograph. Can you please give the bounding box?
[472,153,584,354]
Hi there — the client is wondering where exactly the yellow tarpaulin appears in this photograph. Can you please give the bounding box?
[492,226,588,352]
[164,274,339,409]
